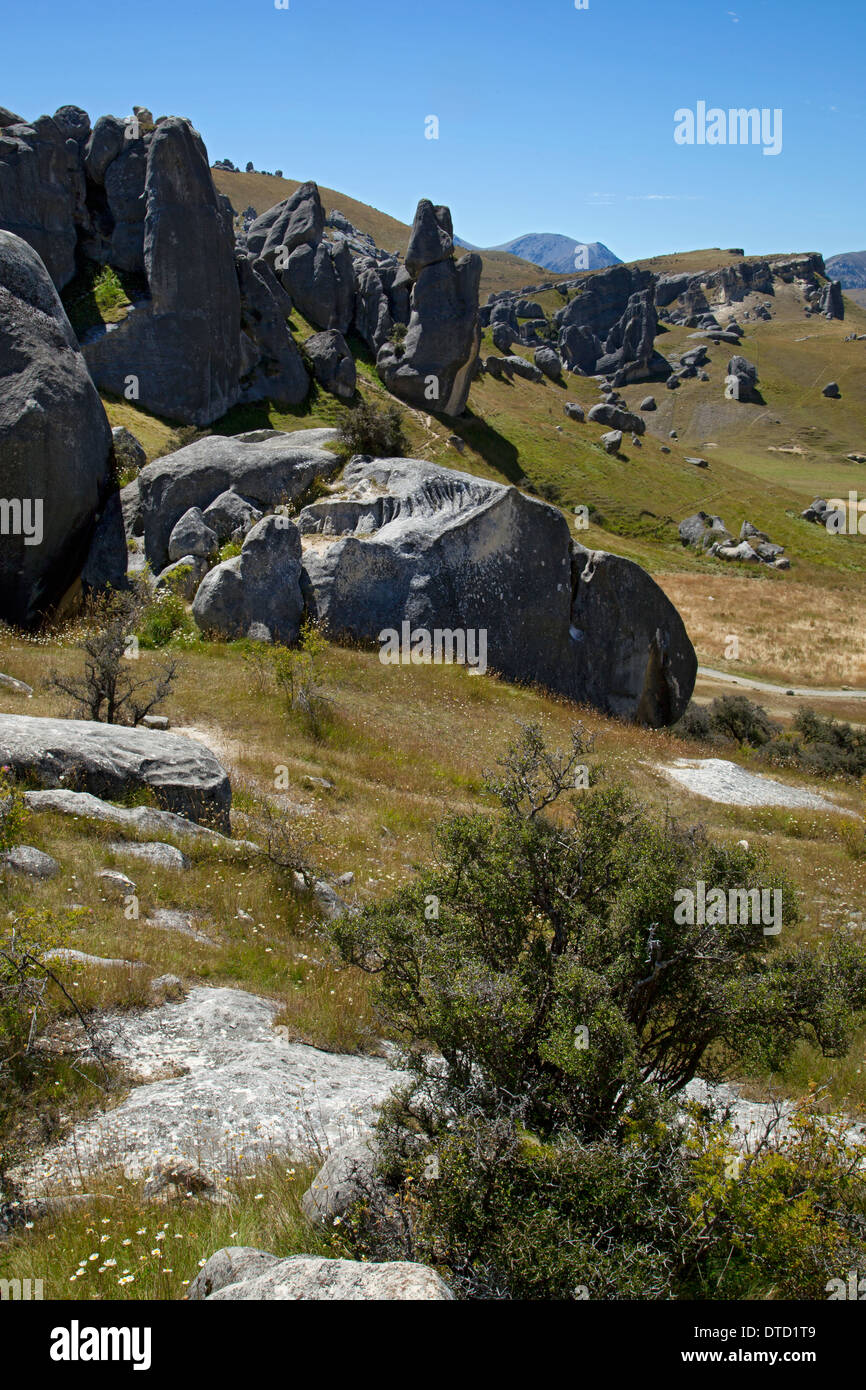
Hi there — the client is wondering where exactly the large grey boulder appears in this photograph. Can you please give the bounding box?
[167,506,218,562]
[377,200,481,417]
[83,118,241,426]
[587,402,645,435]
[726,355,760,403]
[0,112,86,289]
[137,426,339,570]
[298,456,696,725]
[304,328,356,399]
[556,266,663,385]
[0,230,124,628]
[0,715,231,831]
[352,255,395,354]
[282,236,355,334]
[188,1249,453,1301]
[246,182,325,265]
[534,345,562,379]
[0,845,61,879]
[679,512,730,549]
[193,515,305,644]
[236,252,310,408]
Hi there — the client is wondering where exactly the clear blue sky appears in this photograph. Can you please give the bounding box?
[4,0,863,262]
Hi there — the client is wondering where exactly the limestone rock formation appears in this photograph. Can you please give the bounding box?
[82,118,241,426]
[0,714,231,829]
[192,515,305,644]
[298,456,696,725]
[188,1249,454,1301]
[0,229,124,628]
[376,201,482,416]
[137,426,339,570]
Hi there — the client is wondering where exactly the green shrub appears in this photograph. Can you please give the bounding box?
[137,590,195,649]
[337,399,407,459]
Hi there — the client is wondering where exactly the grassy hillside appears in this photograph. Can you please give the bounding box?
[212,168,547,299]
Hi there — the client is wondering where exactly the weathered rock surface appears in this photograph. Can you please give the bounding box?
[0,230,123,627]
[167,507,218,562]
[555,265,664,384]
[304,329,356,399]
[726,354,760,402]
[588,402,645,435]
[10,987,407,1192]
[188,1248,453,1301]
[108,840,190,871]
[83,118,242,426]
[111,425,146,475]
[301,1135,379,1224]
[22,787,253,849]
[0,111,86,289]
[0,715,231,830]
[298,456,696,725]
[377,201,481,416]
[236,252,310,407]
[193,515,305,644]
[137,426,339,570]
[0,845,60,879]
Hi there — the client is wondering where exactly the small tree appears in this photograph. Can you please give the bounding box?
[338,400,408,459]
[47,588,180,726]
[333,723,866,1140]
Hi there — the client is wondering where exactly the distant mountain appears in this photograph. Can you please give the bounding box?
[489,233,622,274]
[826,251,866,289]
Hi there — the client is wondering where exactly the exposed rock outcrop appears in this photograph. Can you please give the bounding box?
[0,229,124,628]
[192,515,305,643]
[137,426,339,571]
[188,1248,454,1301]
[376,201,482,416]
[298,456,696,725]
[0,714,231,830]
[82,118,242,426]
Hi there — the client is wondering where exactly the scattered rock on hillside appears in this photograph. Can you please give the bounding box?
[111,426,146,476]
[0,230,124,628]
[0,715,231,831]
[188,1249,454,1301]
[587,403,645,435]
[0,672,33,697]
[534,345,562,379]
[109,841,190,871]
[600,430,622,455]
[725,354,760,403]
[564,401,585,422]
[97,868,137,897]
[193,515,305,644]
[822,381,841,399]
[639,395,656,411]
[301,1136,380,1225]
[22,788,252,849]
[0,845,60,879]
[202,491,263,543]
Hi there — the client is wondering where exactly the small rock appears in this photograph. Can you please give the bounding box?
[600,430,622,455]
[822,382,841,399]
[149,973,186,1002]
[97,868,137,897]
[0,845,60,879]
[109,841,190,871]
[142,714,170,731]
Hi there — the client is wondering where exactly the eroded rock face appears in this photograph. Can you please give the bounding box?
[188,1248,454,1301]
[137,426,340,570]
[0,714,231,830]
[376,200,482,416]
[82,118,242,426]
[192,515,305,643]
[0,111,86,289]
[236,252,310,407]
[298,456,696,725]
[555,265,664,385]
[0,230,123,628]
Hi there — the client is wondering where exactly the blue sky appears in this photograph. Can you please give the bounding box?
[4,0,863,262]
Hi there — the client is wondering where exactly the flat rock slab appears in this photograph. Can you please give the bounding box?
[0,716,231,831]
[657,757,860,816]
[23,788,255,852]
[44,949,148,972]
[0,672,33,697]
[188,1248,454,1301]
[109,841,190,871]
[144,908,214,945]
[11,987,407,1194]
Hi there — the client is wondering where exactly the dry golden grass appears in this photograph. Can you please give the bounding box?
[657,573,866,686]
